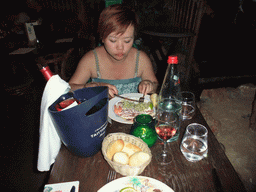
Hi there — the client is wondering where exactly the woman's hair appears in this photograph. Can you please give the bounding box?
[98,4,139,41]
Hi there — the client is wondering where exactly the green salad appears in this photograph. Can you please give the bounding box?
[122,100,153,112]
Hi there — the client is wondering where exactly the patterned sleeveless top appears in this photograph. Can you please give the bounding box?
[91,49,142,95]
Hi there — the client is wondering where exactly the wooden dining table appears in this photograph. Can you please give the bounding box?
[47,106,246,192]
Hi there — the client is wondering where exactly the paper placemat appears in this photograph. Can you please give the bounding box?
[44,181,79,192]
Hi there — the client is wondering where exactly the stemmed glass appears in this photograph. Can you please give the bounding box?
[155,98,181,165]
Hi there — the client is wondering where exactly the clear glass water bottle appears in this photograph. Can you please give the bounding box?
[157,55,181,142]
[158,55,181,100]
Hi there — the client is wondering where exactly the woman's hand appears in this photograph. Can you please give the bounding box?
[138,80,158,95]
[85,82,118,98]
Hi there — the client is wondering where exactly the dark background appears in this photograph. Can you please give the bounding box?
[1,0,255,191]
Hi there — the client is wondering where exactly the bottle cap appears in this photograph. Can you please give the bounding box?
[40,66,53,81]
[167,56,178,64]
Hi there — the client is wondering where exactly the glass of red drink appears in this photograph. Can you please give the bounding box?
[155,98,181,165]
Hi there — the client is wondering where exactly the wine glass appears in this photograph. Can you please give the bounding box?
[155,98,181,165]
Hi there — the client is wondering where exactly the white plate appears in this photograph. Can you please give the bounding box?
[108,93,152,124]
[98,176,174,192]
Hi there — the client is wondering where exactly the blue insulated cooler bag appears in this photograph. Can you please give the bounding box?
[49,86,108,157]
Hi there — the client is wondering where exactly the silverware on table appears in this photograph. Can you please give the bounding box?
[106,170,116,183]
[139,94,145,103]
[114,94,140,102]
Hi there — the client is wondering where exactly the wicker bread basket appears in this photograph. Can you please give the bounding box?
[102,133,152,176]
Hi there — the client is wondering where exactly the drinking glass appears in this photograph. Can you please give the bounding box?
[155,98,181,165]
[180,123,208,162]
[178,91,195,120]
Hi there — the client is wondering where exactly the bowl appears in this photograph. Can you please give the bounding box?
[102,133,152,176]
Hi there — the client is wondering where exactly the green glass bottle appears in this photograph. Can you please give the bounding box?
[130,114,158,148]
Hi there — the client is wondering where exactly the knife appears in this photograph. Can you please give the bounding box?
[212,168,224,192]
[114,94,140,102]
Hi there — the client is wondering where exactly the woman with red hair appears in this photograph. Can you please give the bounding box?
[69,4,158,98]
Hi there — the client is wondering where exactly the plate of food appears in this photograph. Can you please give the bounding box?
[108,93,155,124]
[97,176,174,192]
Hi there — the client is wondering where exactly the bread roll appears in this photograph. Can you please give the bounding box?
[106,139,124,160]
[113,152,129,165]
[129,151,150,167]
[122,141,142,157]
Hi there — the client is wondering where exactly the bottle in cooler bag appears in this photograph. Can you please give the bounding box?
[38,64,80,111]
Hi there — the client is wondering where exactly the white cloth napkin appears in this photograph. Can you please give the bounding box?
[37,75,70,172]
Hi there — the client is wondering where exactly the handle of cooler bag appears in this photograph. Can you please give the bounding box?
[75,86,108,114]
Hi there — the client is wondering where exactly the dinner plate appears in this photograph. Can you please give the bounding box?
[108,93,152,124]
[98,176,174,192]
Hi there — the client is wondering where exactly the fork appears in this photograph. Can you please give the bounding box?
[106,170,116,183]
[139,94,145,103]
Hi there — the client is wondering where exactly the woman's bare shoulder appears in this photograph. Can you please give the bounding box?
[79,49,95,66]
[138,50,152,66]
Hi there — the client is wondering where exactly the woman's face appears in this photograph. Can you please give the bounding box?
[103,24,134,61]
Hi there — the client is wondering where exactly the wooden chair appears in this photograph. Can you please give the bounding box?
[165,0,210,92]
[4,69,34,96]
[37,48,74,81]
[139,0,210,90]
[165,0,207,64]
